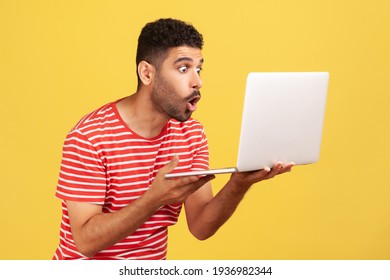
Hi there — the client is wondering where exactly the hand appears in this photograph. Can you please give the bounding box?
[147,156,215,206]
[230,162,294,189]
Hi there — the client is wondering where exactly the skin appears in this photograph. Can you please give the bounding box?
[66,46,294,258]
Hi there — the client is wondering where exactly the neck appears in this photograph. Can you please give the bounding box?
[116,89,169,139]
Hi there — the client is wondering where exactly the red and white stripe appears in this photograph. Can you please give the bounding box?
[53,101,209,260]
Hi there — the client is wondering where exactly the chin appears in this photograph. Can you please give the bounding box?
[174,114,192,122]
[168,108,193,122]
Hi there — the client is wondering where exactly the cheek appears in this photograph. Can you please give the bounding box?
[167,81,185,98]
[175,80,191,97]
[159,73,189,99]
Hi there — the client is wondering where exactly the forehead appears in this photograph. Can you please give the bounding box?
[164,46,203,64]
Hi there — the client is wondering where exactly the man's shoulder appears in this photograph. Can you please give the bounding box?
[71,101,118,132]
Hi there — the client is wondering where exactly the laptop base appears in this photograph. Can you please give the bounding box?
[165,167,238,178]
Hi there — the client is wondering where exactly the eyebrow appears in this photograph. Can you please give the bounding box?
[173,57,204,65]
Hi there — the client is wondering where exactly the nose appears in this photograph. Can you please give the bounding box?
[191,70,203,90]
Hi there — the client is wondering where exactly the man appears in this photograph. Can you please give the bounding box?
[53,18,293,260]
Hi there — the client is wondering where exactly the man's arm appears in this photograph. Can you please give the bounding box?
[184,162,294,240]
[67,156,215,258]
[66,194,159,258]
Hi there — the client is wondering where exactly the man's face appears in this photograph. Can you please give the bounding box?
[150,46,204,122]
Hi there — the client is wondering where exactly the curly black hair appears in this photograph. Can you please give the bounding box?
[135,18,204,85]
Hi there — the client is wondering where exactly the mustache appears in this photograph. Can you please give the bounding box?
[185,90,201,102]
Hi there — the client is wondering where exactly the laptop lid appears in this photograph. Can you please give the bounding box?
[165,72,329,178]
[236,72,329,171]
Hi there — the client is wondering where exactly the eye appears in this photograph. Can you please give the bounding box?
[178,66,188,73]
[196,67,202,74]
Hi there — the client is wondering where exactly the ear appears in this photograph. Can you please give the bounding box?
[137,61,155,86]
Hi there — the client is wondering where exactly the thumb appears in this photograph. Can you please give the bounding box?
[161,155,179,174]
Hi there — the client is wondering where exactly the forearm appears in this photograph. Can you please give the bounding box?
[70,191,161,258]
[188,180,251,240]
[187,163,293,240]
[68,156,216,258]
[70,169,213,257]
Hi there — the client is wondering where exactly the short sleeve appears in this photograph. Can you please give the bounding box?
[55,129,107,204]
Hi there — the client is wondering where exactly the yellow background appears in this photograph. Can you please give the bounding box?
[1,0,389,260]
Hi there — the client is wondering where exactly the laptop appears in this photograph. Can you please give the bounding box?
[165,72,329,178]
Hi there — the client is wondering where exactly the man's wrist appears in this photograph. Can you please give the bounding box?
[225,178,252,197]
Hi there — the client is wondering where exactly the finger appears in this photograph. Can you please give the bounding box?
[280,162,295,173]
[176,174,215,187]
[242,167,271,181]
[252,167,272,177]
[168,175,215,203]
[196,174,215,185]
[160,155,179,175]
[266,162,284,178]
[186,175,215,195]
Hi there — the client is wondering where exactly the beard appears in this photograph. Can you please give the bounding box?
[150,74,200,122]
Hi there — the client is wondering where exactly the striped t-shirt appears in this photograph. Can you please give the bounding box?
[53,100,209,260]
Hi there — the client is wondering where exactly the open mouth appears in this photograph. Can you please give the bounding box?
[189,95,201,105]
[187,95,201,112]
